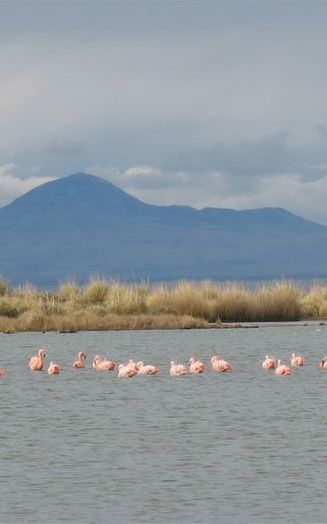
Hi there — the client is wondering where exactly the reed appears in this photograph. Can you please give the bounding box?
[83,277,109,304]
[0,278,325,332]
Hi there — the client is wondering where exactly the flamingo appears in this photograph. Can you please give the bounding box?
[117,364,137,378]
[262,355,277,369]
[73,352,86,369]
[137,361,159,375]
[47,361,61,375]
[93,355,117,371]
[291,353,304,367]
[125,360,139,373]
[319,356,327,369]
[29,349,46,371]
[0,368,7,377]
[189,357,205,373]
[170,361,188,376]
[275,359,293,376]
[211,355,232,372]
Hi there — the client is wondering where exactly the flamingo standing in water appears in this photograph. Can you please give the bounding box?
[124,360,139,373]
[189,357,205,373]
[262,355,277,370]
[73,352,86,369]
[117,364,137,378]
[170,361,188,376]
[0,368,7,377]
[211,356,232,372]
[137,361,159,375]
[93,355,117,371]
[47,361,61,375]
[275,360,292,376]
[29,349,46,371]
[291,353,304,367]
[319,356,327,369]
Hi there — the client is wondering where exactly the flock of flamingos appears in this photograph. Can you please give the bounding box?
[1,350,327,378]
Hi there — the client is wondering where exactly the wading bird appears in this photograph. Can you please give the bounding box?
[48,361,61,375]
[275,360,292,376]
[29,349,46,371]
[137,361,159,375]
[73,352,87,369]
[262,355,277,369]
[211,355,232,372]
[189,357,205,373]
[170,361,188,376]
[93,355,117,371]
[291,353,304,367]
[118,364,137,378]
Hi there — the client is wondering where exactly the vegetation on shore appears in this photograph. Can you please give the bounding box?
[0,277,326,333]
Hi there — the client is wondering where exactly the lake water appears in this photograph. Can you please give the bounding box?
[0,324,326,523]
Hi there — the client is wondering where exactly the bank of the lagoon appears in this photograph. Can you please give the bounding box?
[1,326,327,523]
[1,278,327,332]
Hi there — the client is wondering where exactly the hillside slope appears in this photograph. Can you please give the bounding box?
[0,173,326,286]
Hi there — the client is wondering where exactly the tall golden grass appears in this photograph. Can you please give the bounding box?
[0,277,325,332]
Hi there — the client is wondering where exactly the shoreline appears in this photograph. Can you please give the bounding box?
[1,278,327,333]
[1,319,326,334]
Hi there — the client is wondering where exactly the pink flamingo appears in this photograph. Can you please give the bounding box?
[262,355,277,369]
[0,368,7,377]
[189,357,205,373]
[73,352,86,369]
[118,364,137,378]
[137,361,159,375]
[211,355,232,372]
[170,361,188,376]
[29,349,46,371]
[275,359,293,376]
[93,355,117,371]
[319,356,327,369]
[125,360,139,372]
[291,353,304,367]
[47,361,61,375]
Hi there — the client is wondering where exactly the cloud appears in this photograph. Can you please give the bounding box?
[0,164,55,206]
[123,166,161,178]
[0,3,327,227]
[87,162,327,225]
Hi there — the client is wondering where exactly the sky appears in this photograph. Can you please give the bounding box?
[1,0,327,224]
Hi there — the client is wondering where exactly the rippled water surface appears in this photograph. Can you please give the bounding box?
[1,325,327,523]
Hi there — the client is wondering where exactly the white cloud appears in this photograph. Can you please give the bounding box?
[87,162,327,225]
[218,174,327,226]
[123,166,161,178]
[0,164,55,206]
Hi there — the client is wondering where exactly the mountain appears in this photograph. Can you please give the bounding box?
[0,172,327,286]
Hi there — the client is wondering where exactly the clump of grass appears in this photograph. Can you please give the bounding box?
[83,278,109,304]
[301,285,327,317]
[0,299,21,318]
[17,310,46,331]
[213,283,254,322]
[262,281,301,321]
[252,281,302,321]
[0,278,10,296]
[170,281,208,318]
[57,281,81,302]
[147,284,173,313]
[107,282,148,314]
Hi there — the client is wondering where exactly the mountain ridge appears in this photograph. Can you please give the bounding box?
[0,172,326,286]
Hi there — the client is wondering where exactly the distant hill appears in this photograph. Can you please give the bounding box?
[0,172,327,287]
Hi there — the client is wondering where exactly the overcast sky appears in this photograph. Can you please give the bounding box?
[1,0,327,224]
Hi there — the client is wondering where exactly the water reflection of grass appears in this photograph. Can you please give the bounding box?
[0,277,326,332]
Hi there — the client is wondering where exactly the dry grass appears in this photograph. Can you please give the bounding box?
[0,277,325,332]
